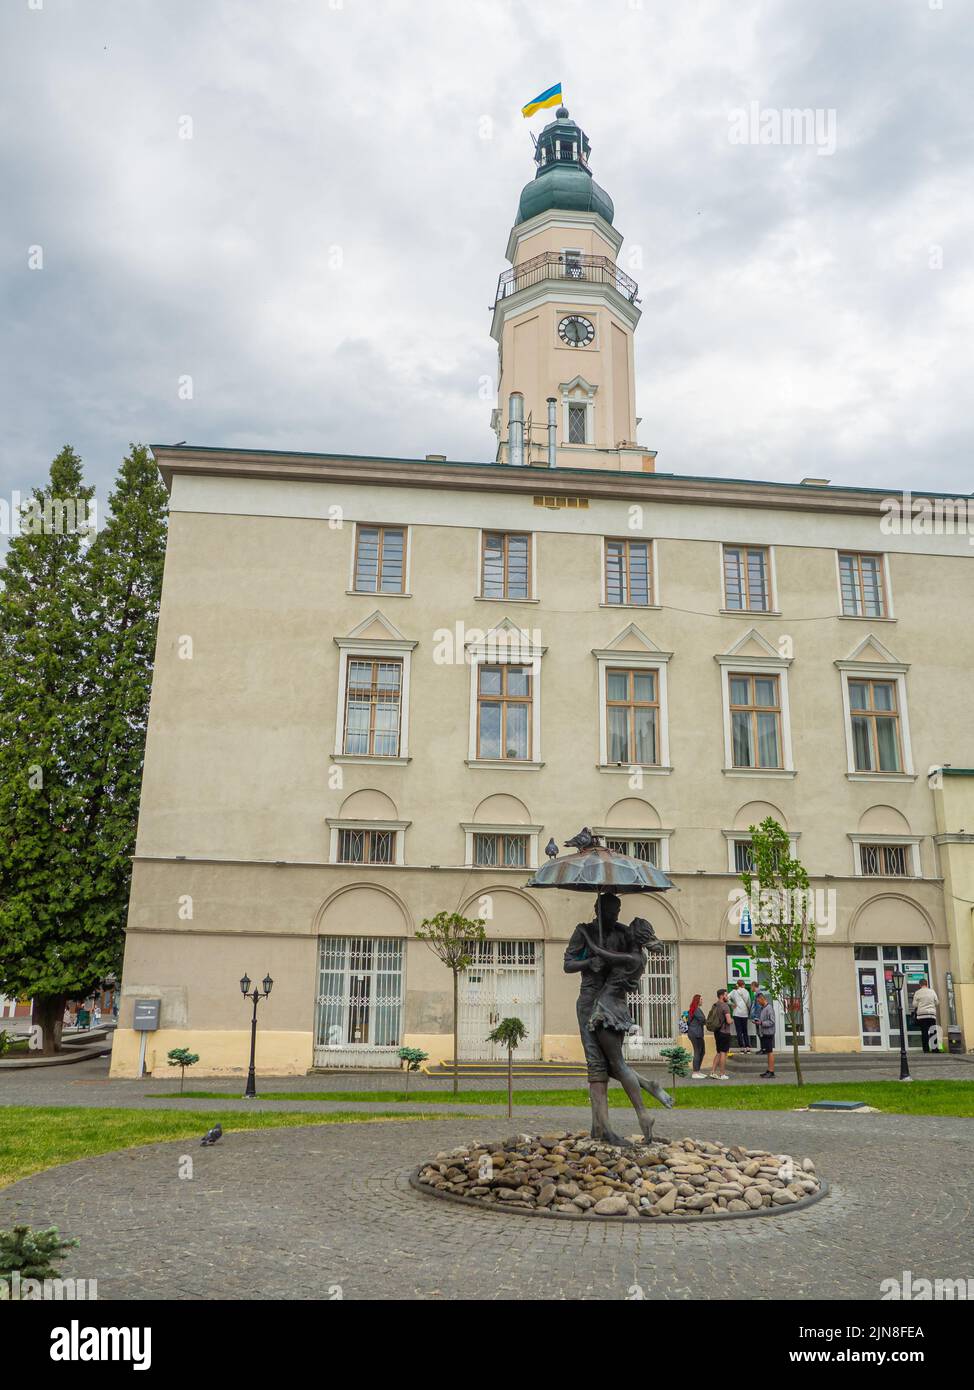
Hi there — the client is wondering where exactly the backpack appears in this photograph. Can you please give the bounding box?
[706,1002,725,1033]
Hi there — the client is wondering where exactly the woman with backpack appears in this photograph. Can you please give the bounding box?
[706,989,733,1079]
[683,993,707,1077]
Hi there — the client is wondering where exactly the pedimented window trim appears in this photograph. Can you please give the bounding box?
[333,612,418,760]
[835,638,914,776]
[466,619,546,764]
[715,641,794,773]
[594,630,672,769]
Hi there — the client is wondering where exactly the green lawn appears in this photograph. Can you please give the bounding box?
[151,1078,974,1118]
[0,1106,449,1188]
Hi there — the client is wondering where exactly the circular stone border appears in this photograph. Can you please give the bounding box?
[408,1166,831,1224]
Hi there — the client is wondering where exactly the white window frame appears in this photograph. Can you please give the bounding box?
[723,830,800,873]
[849,835,922,878]
[594,647,672,772]
[559,377,597,445]
[594,828,673,872]
[461,822,543,870]
[333,616,417,764]
[475,529,538,602]
[836,650,914,781]
[834,550,893,621]
[465,624,547,769]
[719,543,779,614]
[327,820,410,867]
[715,648,795,776]
[347,523,411,597]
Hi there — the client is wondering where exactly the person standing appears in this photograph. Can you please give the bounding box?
[685,993,707,1077]
[756,992,776,1077]
[728,980,752,1052]
[912,980,940,1053]
[748,984,764,1051]
[707,989,733,1080]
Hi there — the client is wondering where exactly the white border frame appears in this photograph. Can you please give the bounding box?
[461,822,543,871]
[848,834,922,878]
[326,819,411,867]
[600,535,660,609]
[715,641,794,775]
[465,622,547,768]
[475,528,538,602]
[834,549,894,621]
[836,643,914,779]
[594,645,672,772]
[594,827,673,872]
[333,615,418,763]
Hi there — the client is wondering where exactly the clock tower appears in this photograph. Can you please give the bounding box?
[490,107,654,473]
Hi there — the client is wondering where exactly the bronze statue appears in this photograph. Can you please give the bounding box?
[564,893,674,1146]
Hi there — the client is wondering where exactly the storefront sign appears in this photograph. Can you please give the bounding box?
[133,998,161,1031]
[739,906,753,938]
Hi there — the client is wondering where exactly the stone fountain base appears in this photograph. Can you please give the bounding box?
[411,1131,827,1221]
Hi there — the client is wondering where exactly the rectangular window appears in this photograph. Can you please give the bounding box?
[604,837,660,867]
[482,532,531,599]
[848,679,902,772]
[568,402,587,445]
[563,249,583,279]
[839,552,886,617]
[354,525,405,594]
[729,673,782,768]
[606,667,659,765]
[724,545,770,611]
[733,840,756,874]
[473,833,529,868]
[605,539,652,606]
[338,829,395,865]
[860,843,909,876]
[343,658,402,757]
[477,664,532,760]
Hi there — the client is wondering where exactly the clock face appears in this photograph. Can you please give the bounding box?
[558,314,595,347]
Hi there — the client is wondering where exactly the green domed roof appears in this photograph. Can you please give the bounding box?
[516,107,614,227]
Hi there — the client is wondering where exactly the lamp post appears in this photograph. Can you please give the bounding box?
[239,973,274,1098]
[891,968,912,1082]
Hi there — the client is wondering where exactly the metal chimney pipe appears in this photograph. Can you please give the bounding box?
[509,392,524,467]
[546,397,557,469]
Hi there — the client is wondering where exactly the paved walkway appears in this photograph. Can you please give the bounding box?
[1,1053,970,1114]
[2,1102,971,1300]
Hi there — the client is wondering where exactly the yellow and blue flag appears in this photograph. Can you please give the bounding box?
[522,83,563,118]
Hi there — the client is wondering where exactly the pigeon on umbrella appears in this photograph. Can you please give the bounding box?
[544,838,559,859]
[564,827,599,851]
[200,1123,223,1146]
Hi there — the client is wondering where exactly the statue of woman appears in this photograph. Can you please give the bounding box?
[565,895,674,1146]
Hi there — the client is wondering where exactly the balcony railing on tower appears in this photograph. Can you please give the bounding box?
[494,251,639,305]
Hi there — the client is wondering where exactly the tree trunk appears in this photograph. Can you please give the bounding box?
[791,1000,803,1086]
[32,994,66,1056]
[452,971,459,1097]
[507,1046,513,1119]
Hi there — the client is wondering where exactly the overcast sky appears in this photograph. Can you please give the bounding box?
[2,0,973,514]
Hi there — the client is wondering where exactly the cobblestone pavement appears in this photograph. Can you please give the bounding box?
[2,1106,972,1300]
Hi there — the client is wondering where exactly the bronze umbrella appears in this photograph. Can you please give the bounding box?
[525,828,675,944]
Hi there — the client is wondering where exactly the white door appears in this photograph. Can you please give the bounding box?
[457,940,542,1061]
[624,944,678,1060]
[856,948,931,1050]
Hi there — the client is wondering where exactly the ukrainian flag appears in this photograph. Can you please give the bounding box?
[522,83,563,118]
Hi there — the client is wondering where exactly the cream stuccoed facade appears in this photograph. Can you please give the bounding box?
[112,111,974,1077]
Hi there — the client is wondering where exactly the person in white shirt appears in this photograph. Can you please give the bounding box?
[912,982,940,1053]
[728,983,752,1053]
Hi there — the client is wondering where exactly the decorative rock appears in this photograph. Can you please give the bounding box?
[416,1132,821,1221]
[593,1195,630,1215]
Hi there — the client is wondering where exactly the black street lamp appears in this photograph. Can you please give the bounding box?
[891,968,912,1082]
[239,972,274,1098]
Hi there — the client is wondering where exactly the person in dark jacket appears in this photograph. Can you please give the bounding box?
[685,993,707,1076]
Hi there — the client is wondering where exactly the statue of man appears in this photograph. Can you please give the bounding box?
[564,893,674,1146]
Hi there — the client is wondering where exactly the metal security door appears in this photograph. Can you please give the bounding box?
[458,941,542,1060]
[313,936,404,1068]
[624,944,678,1060]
